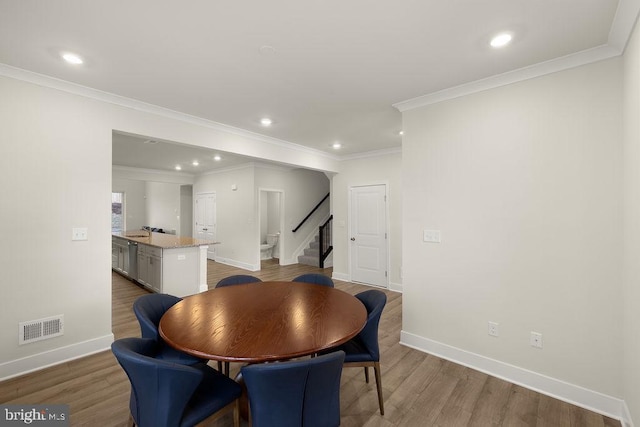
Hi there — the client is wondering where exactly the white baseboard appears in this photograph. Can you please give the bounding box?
[389,281,403,293]
[332,272,350,282]
[332,272,403,293]
[400,331,629,425]
[623,401,635,427]
[0,334,114,381]
[280,257,298,266]
[214,257,259,272]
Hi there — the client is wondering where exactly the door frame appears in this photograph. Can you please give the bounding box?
[257,187,285,268]
[194,191,216,260]
[348,182,390,288]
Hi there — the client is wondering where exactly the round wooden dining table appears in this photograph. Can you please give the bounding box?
[158,281,367,363]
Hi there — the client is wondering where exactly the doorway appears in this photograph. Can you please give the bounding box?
[195,192,216,260]
[349,184,388,287]
[259,189,284,267]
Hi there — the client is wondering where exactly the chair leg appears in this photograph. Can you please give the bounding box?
[233,399,240,427]
[364,366,369,383]
[225,361,230,377]
[373,362,384,415]
[217,361,223,372]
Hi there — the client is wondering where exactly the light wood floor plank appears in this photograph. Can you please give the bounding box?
[0,260,621,427]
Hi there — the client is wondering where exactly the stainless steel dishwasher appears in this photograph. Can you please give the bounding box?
[127,241,138,281]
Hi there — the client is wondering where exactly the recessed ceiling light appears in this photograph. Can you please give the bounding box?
[332,142,342,149]
[398,131,404,136]
[213,155,221,161]
[490,33,513,48]
[260,118,273,126]
[62,52,84,65]
[175,165,182,171]
[192,161,199,166]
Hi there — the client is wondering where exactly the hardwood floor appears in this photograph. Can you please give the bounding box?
[0,260,621,426]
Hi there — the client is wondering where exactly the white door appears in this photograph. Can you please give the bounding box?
[350,185,388,287]
[195,193,216,260]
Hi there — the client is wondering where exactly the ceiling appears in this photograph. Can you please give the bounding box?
[0,0,635,167]
[112,132,289,173]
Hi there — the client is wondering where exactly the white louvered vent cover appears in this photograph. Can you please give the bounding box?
[19,315,64,345]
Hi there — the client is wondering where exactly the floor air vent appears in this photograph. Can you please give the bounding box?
[19,315,64,345]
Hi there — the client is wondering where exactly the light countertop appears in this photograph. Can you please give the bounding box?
[112,231,219,249]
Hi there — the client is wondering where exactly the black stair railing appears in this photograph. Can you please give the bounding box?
[319,215,333,268]
[292,193,330,233]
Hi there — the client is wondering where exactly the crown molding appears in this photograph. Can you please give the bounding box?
[394,0,640,112]
[609,0,640,52]
[339,146,402,161]
[112,165,195,178]
[199,161,257,176]
[393,44,620,112]
[0,63,338,161]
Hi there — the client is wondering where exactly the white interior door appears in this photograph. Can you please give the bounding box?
[195,193,216,260]
[350,185,388,287]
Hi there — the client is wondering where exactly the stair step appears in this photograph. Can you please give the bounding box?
[304,248,319,257]
[297,255,319,267]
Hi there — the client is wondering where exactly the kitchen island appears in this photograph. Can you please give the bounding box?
[112,231,217,297]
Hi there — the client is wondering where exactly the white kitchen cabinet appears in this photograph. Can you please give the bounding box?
[137,244,162,293]
[111,237,129,276]
[113,232,212,297]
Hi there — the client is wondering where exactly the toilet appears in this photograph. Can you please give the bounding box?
[260,233,279,260]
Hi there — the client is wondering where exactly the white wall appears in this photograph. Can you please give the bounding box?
[194,165,256,269]
[112,167,194,235]
[145,181,181,234]
[267,192,281,236]
[332,152,402,290]
[401,57,623,407]
[255,165,330,265]
[0,72,339,380]
[623,18,640,425]
[112,177,146,231]
[180,185,193,238]
[0,77,113,376]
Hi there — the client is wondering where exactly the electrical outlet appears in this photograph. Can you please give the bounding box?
[423,229,441,243]
[488,321,499,337]
[530,332,543,348]
[72,227,88,241]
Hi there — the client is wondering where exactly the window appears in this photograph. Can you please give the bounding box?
[112,192,125,233]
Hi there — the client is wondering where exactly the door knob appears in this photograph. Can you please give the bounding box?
[350,237,355,241]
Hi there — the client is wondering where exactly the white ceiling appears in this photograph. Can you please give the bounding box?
[112,131,289,173]
[1,0,637,168]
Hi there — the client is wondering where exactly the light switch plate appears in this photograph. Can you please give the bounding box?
[72,227,88,241]
[423,229,441,243]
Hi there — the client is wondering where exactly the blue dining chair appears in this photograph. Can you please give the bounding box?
[241,351,345,427]
[133,293,206,366]
[292,273,334,287]
[112,338,241,427]
[216,274,263,287]
[327,289,387,415]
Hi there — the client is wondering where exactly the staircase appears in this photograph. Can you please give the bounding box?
[298,235,333,268]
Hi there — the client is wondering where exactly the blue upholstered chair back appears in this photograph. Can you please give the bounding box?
[216,275,262,287]
[241,351,345,427]
[354,290,387,361]
[292,273,334,287]
[133,293,182,341]
[112,338,204,427]
[112,338,241,427]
